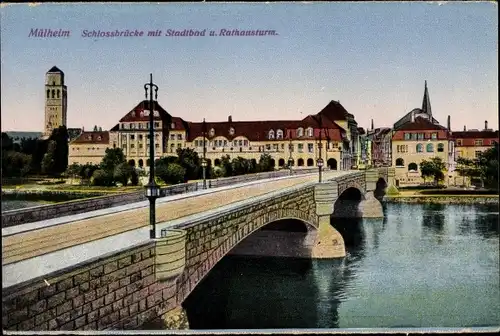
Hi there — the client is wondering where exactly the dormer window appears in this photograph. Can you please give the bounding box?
[97,136,102,141]
[297,128,304,137]
[307,127,313,137]
[171,122,175,129]
[139,110,144,117]
[229,127,235,136]
[87,135,92,140]
[268,130,275,139]
[276,129,283,139]
[209,128,215,137]
[131,111,136,117]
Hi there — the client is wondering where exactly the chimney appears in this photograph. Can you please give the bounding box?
[463,125,466,131]
[410,110,415,123]
[485,120,488,130]
[371,119,374,130]
[228,115,232,123]
[447,115,451,130]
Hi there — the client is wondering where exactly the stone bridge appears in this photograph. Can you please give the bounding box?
[2,168,394,331]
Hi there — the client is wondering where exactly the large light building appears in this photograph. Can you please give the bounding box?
[69,99,362,170]
[391,81,456,186]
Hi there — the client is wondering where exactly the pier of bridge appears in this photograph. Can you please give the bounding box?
[2,168,394,331]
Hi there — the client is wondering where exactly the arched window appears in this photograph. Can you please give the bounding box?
[297,128,304,137]
[276,129,283,139]
[138,159,144,167]
[52,90,55,98]
[307,158,314,166]
[268,130,275,139]
[278,158,285,166]
[395,158,404,166]
[437,143,444,152]
[408,162,418,171]
[307,127,313,137]
[229,127,235,135]
[209,128,215,137]
[416,144,423,153]
[57,90,60,98]
[46,89,50,99]
[426,143,434,152]
[297,158,304,166]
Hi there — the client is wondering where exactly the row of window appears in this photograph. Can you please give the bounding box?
[456,139,495,146]
[121,122,161,130]
[403,132,438,140]
[204,127,316,140]
[396,143,445,153]
[46,89,62,99]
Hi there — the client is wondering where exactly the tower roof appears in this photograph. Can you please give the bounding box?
[421,80,432,116]
[47,66,64,74]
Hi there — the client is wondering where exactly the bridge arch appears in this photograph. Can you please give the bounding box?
[175,207,342,306]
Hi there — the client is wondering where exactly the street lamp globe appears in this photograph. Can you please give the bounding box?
[145,181,161,198]
[317,158,324,168]
[201,158,208,167]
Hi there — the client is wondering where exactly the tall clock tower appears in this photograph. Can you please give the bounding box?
[44,66,67,137]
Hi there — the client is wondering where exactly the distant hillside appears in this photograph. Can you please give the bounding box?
[4,132,43,143]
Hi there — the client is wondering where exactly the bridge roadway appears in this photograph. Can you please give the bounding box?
[2,171,351,288]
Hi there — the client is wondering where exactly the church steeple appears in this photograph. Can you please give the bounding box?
[421,80,432,117]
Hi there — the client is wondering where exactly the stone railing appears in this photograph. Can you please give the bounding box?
[2,167,323,228]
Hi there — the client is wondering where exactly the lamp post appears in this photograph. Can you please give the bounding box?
[202,119,208,189]
[144,74,160,239]
[287,129,293,176]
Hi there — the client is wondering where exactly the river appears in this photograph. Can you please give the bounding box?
[181,203,499,329]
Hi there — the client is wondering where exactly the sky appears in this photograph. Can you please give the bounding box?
[1,2,498,132]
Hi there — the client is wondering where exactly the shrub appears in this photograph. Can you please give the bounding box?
[130,169,139,186]
[91,169,114,187]
[386,185,400,196]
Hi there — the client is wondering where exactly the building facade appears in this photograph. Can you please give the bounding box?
[44,66,67,138]
[391,81,456,186]
[69,100,362,170]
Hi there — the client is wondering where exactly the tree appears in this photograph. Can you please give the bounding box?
[66,163,81,183]
[113,162,134,186]
[419,157,446,185]
[477,142,499,189]
[48,126,69,175]
[130,168,139,186]
[455,157,480,186]
[156,162,185,185]
[91,169,114,186]
[220,155,233,177]
[176,148,200,182]
[211,166,225,178]
[100,148,126,174]
[231,157,249,176]
[30,139,48,174]
[41,140,57,175]
[1,132,13,151]
[2,151,31,177]
[258,153,274,172]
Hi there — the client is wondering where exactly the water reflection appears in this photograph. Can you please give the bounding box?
[421,204,445,241]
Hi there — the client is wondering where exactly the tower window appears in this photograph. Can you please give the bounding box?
[52,90,55,98]
[57,90,60,98]
[52,81,55,85]
[46,90,50,99]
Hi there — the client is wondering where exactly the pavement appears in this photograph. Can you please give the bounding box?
[2,171,345,267]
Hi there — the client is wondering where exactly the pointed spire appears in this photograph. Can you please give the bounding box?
[422,80,432,116]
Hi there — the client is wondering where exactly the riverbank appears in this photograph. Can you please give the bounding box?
[385,194,499,204]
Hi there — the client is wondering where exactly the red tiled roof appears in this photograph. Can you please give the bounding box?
[118,101,187,130]
[394,116,447,131]
[450,130,499,139]
[185,114,344,142]
[317,100,349,122]
[70,131,109,144]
